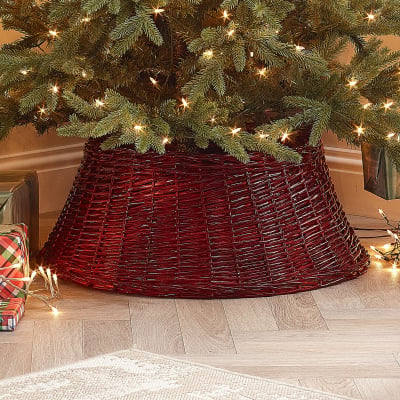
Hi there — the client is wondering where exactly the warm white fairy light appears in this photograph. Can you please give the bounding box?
[347,78,358,89]
[153,8,165,15]
[38,106,47,115]
[363,102,372,109]
[210,116,216,124]
[20,69,29,76]
[383,243,392,250]
[250,51,254,57]
[134,125,143,132]
[295,45,305,52]
[387,132,396,139]
[366,12,376,22]
[150,77,158,85]
[281,131,290,142]
[48,29,58,37]
[51,85,59,94]
[51,306,59,315]
[258,132,268,139]
[222,10,231,21]
[383,100,394,111]
[257,67,268,78]
[81,16,91,23]
[227,29,235,37]
[231,127,241,136]
[95,99,105,107]
[181,97,190,109]
[354,124,365,136]
[162,137,170,144]
[203,50,213,59]
[81,70,87,78]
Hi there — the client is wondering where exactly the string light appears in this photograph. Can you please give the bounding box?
[134,125,143,132]
[38,106,47,115]
[181,97,190,109]
[95,99,105,107]
[281,131,290,142]
[203,50,213,59]
[81,70,87,78]
[354,124,365,136]
[347,78,358,89]
[383,100,394,111]
[48,29,58,38]
[153,8,165,15]
[222,10,231,21]
[209,116,216,124]
[51,306,59,315]
[227,29,235,37]
[258,132,268,139]
[162,137,170,144]
[387,132,396,139]
[250,51,254,57]
[51,85,59,94]
[231,127,241,136]
[150,77,158,85]
[366,12,376,22]
[81,16,91,23]
[295,45,305,52]
[257,67,268,78]
[20,69,29,76]
[363,102,372,109]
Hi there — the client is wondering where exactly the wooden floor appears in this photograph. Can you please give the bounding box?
[1,212,400,400]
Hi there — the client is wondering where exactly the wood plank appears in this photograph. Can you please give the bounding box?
[176,299,236,354]
[267,292,328,330]
[83,320,133,358]
[232,330,400,354]
[321,308,400,320]
[312,280,365,311]
[0,343,32,379]
[174,353,400,379]
[299,377,362,399]
[25,281,131,321]
[222,297,278,334]
[355,378,400,400]
[129,297,184,355]
[0,320,34,344]
[31,320,83,372]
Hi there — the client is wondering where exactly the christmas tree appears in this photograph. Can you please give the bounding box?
[1,0,400,166]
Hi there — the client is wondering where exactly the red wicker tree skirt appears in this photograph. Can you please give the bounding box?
[40,140,369,298]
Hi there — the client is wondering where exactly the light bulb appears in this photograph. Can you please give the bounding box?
[231,127,241,135]
[181,98,189,108]
[227,29,235,37]
[203,50,213,59]
[366,13,375,21]
[150,77,158,85]
[354,124,365,136]
[95,99,104,107]
[383,101,394,111]
[162,137,170,144]
[48,29,58,37]
[134,125,143,132]
[250,51,254,57]
[51,85,59,94]
[38,106,47,115]
[295,45,305,52]
[363,102,372,109]
[257,67,267,77]
[210,116,216,124]
[81,70,87,78]
[153,8,165,15]
[222,10,230,21]
[81,16,91,23]
[51,306,59,315]
[281,131,290,141]
[347,78,358,89]
[20,69,29,75]
[387,132,396,139]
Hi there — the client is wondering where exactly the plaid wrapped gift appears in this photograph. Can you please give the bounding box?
[0,224,29,300]
[0,298,25,331]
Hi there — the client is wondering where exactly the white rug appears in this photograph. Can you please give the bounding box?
[0,348,356,400]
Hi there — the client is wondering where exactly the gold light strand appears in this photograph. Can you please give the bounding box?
[347,78,358,89]
[354,124,365,136]
[222,10,231,21]
[180,97,190,109]
[231,127,241,136]
[203,50,213,59]
[95,99,105,107]
[48,29,59,38]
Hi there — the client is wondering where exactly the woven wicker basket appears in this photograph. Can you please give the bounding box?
[40,139,369,298]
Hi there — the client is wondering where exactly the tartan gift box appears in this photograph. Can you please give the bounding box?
[0,298,25,331]
[0,224,29,300]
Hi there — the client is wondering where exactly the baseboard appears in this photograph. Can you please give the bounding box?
[324,146,363,175]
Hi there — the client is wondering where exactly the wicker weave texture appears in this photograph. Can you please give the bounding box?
[41,139,369,298]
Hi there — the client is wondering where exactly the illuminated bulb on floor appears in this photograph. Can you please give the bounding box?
[51,306,59,315]
[38,106,47,115]
[383,243,392,250]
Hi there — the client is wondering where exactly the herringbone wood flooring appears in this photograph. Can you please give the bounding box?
[1,212,399,400]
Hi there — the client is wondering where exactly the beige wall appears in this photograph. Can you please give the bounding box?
[0,26,399,219]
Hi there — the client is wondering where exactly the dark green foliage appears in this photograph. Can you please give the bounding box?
[1,0,400,166]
